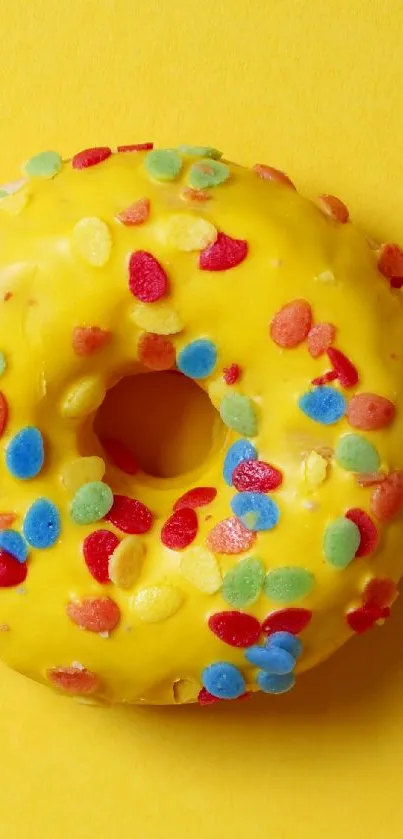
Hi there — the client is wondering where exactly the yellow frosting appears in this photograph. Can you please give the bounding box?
[0,145,402,705]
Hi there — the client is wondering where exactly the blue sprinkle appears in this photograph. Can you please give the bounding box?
[223,439,257,486]
[230,491,280,531]
[23,499,61,549]
[267,631,303,660]
[298,387,346,425]
[202,661,246,699]
[177,339,217,379]
[6,426,44,480]
[0,529,28,563]
[245,644,295,674]
[257,671,296,694]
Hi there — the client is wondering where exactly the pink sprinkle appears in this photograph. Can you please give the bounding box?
[207,517,256,554]
[307,323,336,358]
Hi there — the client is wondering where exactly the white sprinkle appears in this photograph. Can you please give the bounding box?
[71,661,85,671]
[98,631,110,639]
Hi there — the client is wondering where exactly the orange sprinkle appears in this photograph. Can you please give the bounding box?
[317,194,349,223]
[138,332,176,370]
[72,326,111,356]
[253,164,295,189]
[307,322,336,358]
[363,577,398,609]
[207,517,256,554]
[0,513,17,529]
[270,299,312,348]
[378,243,403,280]
[116,198,150,226]
[66,597,121,633]
[182,187,210,202]
[47,666,100,694]
[370,471,403,521]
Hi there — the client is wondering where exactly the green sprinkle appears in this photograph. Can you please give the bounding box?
[219,393,258,437]
[188,159,230,189]
[0,189,8,199]
[335,434,380,473]
[0,352,7,376]
[23,150,62,179]
[70,481,113,525]
[145,149,183,181]
[323,517,361,569]
[264,567,314,604]
[222,556,265,607]
[178,144,222,160]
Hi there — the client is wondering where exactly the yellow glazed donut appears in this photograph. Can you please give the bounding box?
[0,142,402,706]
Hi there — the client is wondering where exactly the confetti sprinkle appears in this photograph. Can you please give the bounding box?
[145,148,182,181]
[327,347,358,388]
[72,217,112,267]
[268,630,303,658]
[157,214,217,251]
[304,450,328,489]
[6,426,44,480]
[223,363,241,385]
[108,535,144,589]
[207,517,256,554]
[105,494,153,535]
[378,244,403,283]
[47,666,100,694]
[223,440,258,486]
[72,326,111,356]
[270,299,312,348]
[245,644,295,675]
[264,567,314,603]
[131,301,183,334]
[347,392,395,431]
[257,671,295,694]
[317,194,349,223]
[178,339,217,379]
[262,608,312,636]
[208,610,261,647]
[188,159,229,189]
[129,250,169,302]
[0,530,28,563]
[345,508,378,557]
[67,597,120,633]
[130,585,183,622]
[138,332,176,371]
[202,662,246,699]
[222,556,265,607]
[161,508,198,549]
[370,471,403,521]
[346,604,389,634]
[307,323,336,358]
[299,386,347,425]
[61,456,106,493]
[363,577,397,608]
[253,164,295,188]
[178,145,222,159]
[61,375,105,418]
[72,146,112,169]
[335,434,380,473]
[232,460,283,492]
[180,546,222,593]
[220,393,258,437]
[231,492,280,531]
[323,517,361,568]
[71,481,113,525]
[0,550,28,587]
[173,487,217,511]
[199,232,248,271]
[116,198,150,226]
[117,142,154,152]
[101,438,139,475]
[83,529,119,583]
[23,499,61,549]
[23,150,62,179]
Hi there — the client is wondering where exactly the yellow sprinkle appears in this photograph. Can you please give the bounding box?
[108,536,145,590]
[180,547,222,594]
[131,301,183,335]
[156,213,217,251]
[315,269,336,283]
[304,450,328,489]
[130,585,183,623]
[61,456,105,493]
[61,376,105,418]
[72,217,112,267]
[0,189,29,214]
[173,679,200,704]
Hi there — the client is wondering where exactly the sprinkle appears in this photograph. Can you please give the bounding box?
[0,550,28,587]
[207,517,256,554]
[327,347,358,388]
[23,499,61,548]
[47,666,100,694]
[105,494,153,534]
[180,546,222,593]
[130,585,183,622]
[363,577,397,608]
[378,244,403,282]
[317,194,349,223]
[145,148,182,181]
[346,605,389,634]
[108,535,144,589]
[208,610,261,647]
[116,198,150,226]
[138,332,175,371]
[0,513,17,530]
[268,630,303,658]
[220,393,258,437]
[61,375,105,418]
[161,508,198,549]
[181,187,211,202]
[299,386,346,425]
[199,232,248,271]
[6,426,44,480]
[0,530,28,563]
[178,339,217,379]
[128,251,169,302]
[232,460,282,492]
[188,159,229,190]
[231,492,280,531]
[173,679,199,704]
[72,326,111,356]
[198,688,221,706]
[335,434,380,473]
[311,370,338,386]
[356,471,385,487]
[71,481,114,525]
[61,456,106,493]
[257,671,295,694]
[174,487,217,511]
[131,301,183,335]
[67,597,120,633]
[72,146,112,169]
[270,299,312,348]
[304,451,328,489]
[72,217,112,267]
[0,353,7,376]
[307,323,336,358]
[223,364,241,385]
[264,567,314,603]
[345,508,378,557]
[0,190,29,214]
[262,608,312,636]
[223,440,258,486]
[117,142,154,152]
[347,392,395,431]
[178,145,222,159]
[323,517,361,568]
[245,645,295,675]
[83,529,120,583]
[157,214,217,251]
[222,556,265,607]
[202,662,245,699]
[253,164,295,188]
[101,438,139,475]
[23,150,62,179]
[370,471,403,521]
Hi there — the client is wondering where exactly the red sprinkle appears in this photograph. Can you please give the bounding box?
[198,688,222,706]
[173,487,217,511]
[83,530,119,582]
[378,244,403,282]
[66,597,121,633]
[0,392,8,438]
[199,232,248,271]
[253,164,295,189]
[105,495,153,535]
[307,323,336,358]
[208,611,261,647]
[47,666,100,694]
[347,392,395,431]
[182,187,210,202]
[207,517,256,554]
[317,194,349,223]
[232,460,283,492]
[117,143,154,152]
[223,363,242,385]
[345,508,378,557]
[72,146,112,170]
[72,326,111,356]
[161,508,198,549]
[0,550,27,587]
[327,347,359,387]
[363,578,397,609]
[128,251,168,302]
[117,198,150,226]
[346,604,389,634]
[262,608,312,636]
[101,438,139,476]
[0,513,17,529]
[370,471,403,521]
[311,370,338,386]
[138,332,176,371]
[270,299,312,348]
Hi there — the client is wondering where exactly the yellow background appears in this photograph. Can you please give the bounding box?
[0,1,403,837]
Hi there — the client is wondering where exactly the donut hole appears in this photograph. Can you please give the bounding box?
[93,370,225,479]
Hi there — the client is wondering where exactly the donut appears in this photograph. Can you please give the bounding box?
[0,143,402,706]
